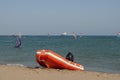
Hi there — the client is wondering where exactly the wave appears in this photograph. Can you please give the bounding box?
[6,63,26,67]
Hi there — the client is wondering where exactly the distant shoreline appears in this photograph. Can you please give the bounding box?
[0,35,118,37]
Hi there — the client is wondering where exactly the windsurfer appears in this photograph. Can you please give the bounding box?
[15,36,21,48]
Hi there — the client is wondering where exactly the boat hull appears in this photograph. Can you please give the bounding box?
[36,50,84,71]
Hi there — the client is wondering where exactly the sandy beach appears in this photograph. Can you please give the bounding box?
[0,65,119,80]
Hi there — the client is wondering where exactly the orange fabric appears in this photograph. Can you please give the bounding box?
[36,50,84,71]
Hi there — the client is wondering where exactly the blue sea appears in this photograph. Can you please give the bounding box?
[0,35,120,73]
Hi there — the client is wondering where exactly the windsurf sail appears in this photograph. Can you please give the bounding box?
[15,35,21,48]
[72,32,77,39]
[117,32,120,37]
[18,32,22,38]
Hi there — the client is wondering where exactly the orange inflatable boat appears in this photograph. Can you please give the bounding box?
[36,50,84,71]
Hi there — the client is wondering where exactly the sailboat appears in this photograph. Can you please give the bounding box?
[79,33,84,38]
[61,32,67,36]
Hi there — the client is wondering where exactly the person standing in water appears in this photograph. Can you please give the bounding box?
[66,52,74,62]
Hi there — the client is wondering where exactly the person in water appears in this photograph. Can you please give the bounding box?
[66,52,74,62]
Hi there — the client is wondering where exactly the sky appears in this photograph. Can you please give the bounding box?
[0,0,120,35]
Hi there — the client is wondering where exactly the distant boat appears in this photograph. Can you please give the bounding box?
[61,32,67,36]
[79,33,84,38]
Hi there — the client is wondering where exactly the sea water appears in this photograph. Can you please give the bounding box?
[0,35,120,73]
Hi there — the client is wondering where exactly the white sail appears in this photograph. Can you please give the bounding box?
[18,32,22,38]
[117,32,120,37]
[72,32,77,39]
